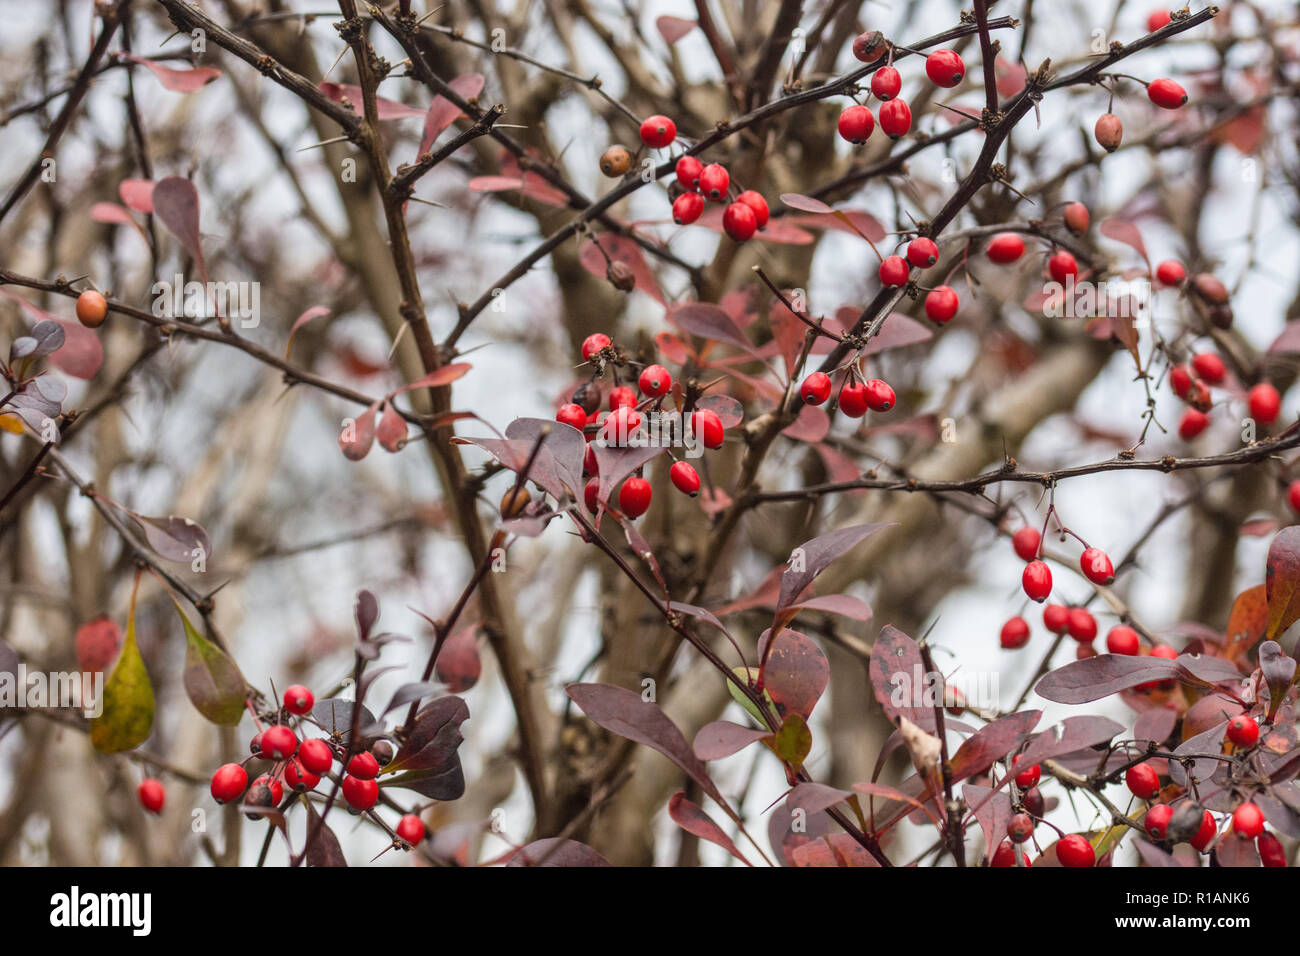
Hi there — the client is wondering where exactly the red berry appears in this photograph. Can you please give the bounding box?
[1226,714,1259,748]
[1187,379,1212,412]
[1094,112,1123,152]
[800,372,832,406]
[722,201,758,241]
[698,163,730,202]
[1067,607,1097,643]
[1057,834,1095,867]
[879,255,910,287]
[1106,625,1140,656]
[736,190,770,228]
[991,840,1017,867]
[342,774,379,812]
[1178,408,1209,440]
[584,476,601,512]
[869,66,901,101]
[1169,364,1192,399]
[244,774,283,817]
[1048,250,1078,284]
[1080,547,1115,586]
[348,752,381,779]
[283,684,314,716]
[261,725,298,760]
[639,114,676,148]
[1043,603,1070,634]
[1191,352,1226,385]
[1258,832,1286,867]
[250,732,266,758]
[675,155,703,191]
[852,31,885,64]
[1232,802,1264,839]
[1022,560,1052,603]
[1191,810,1217,851]
[1012,756,1041,789]
[210,763,249,804]
[1000,616,1030,649]
[838,383,869,418]
[906,237,939,268]
[837,104,875,144]
[986,233,1025,264]
[1154,259,1186,286]
[925,49,965,88]
[863,379,895,412]
[638,364,673,397]
[1139,643,1178,692]
[283,759,320,792]
[1248,383,1281,425]
[1007,813,1035,843]
[619,476,653,518]
[608,385,637,410]
[1289,480,1300,514]
[879,98,912,138]
[669,461,701,497]
[1076,642,1098,661]
[672,191,704,225]
[1145,803,1174,840]
[76,290,109,328]
[298,738,334,775]
[396,814,426,845]
[1147,78,1187,110]
[691,409,725,449]
[1012,526,1041,561]
[924,286,958,323]
[602,405,643,444]
[1022,786,1045,818]
[583,444,598,477]
[1147,9,1172,31]
[138,778,165,814]
[556,403,588,432]
[1126,763,1161,800]
[1063,202,1090,235]
[581,333,611,361]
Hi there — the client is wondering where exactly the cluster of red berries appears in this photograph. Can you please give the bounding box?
[837,39,967,150]
[552,333,718,521]
[198,684,425,849]
[797,370,895,418]
[1170,342,1282,442]
[993,756,1096,866]
[605,113,771,244]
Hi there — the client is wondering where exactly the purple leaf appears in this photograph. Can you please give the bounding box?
[1016,715,1126,769]
[670,302,763,359]
[778,523,890,611]
[780,193,833,214]
[696,393,744,428]
[869,625,934,732]
[668,791,751,865]
[151,177,206,280]
[303,801,347,867]
[949,710,1042,782]
[417,74,485,157]
[693,720,770,761]
[507,838,610,867]
[758,629,829,720]
[566,682,727,809]
[962,783,1013,862]
[786,781,853,816]
[859,313,934,357]
[126,512,211,564]
[1035,653,1233,704]
[786,594,873,621]
[386,695,469,774]
[434,623,481,693]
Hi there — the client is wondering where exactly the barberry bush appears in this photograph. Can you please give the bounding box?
[0,0,1298,869]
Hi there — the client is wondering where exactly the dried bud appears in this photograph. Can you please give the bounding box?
[1063,201,1090,235]
[1167,801,1208,845]
[571,382,601,415]
[897,715,942,779]
[1094,113,1123,152]
[500,486,532,519]
[852,30,885,63]
[242,783,275,820]
[1192,273,1230,305]
[1208,304,1234,330]
[607,261,636,293]
[599,144,632,178]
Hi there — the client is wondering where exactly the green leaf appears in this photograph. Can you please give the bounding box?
[726,666,773,725]
[768,713,812,766]
[174,597,246,726]
[89,580,154,753]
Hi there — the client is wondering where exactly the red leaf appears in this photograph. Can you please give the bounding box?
[418,74,485,156]
[949,710,1042,781]
[963,782,1014,862]
[1099,218,1149,266]
[339,402,378,461]
[695,393,743,428]
[655,331,693,364]
[790,834,880,867]
[870,625,935,731]
[375,401,408,453]
[151,177,206,280]
[123,55,220,92]
[284,305,330,357]
[656,15,696,44]
[994,56,1027,97]
[119,179,155,213]
[667,791,751,865]
[781,403,829,443]
[435,623,481,693]
[506,838,611,867]
[394,362,473,394]
[780,193,833,214]
[778,523,890,610]
[319,81,425,120]
[1266,526,1300,641]
[786,782,852,816]
[89,202,135,225]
